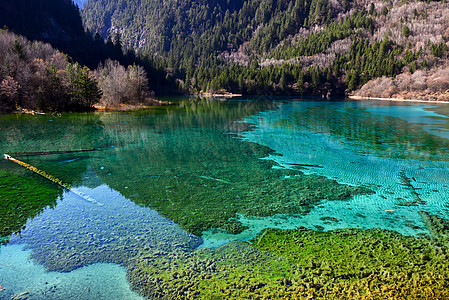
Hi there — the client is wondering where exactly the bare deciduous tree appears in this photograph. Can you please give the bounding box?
[95,59,152,107]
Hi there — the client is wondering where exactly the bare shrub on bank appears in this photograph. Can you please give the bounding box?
[95,59,151,107]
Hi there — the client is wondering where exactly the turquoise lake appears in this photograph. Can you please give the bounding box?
[1,97,449,298]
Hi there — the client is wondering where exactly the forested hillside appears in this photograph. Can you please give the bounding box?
[0,30,153,112]
[0,0,150,68]
[0,0,163,112]
[82,0,449,98]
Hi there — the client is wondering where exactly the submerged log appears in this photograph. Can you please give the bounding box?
[287,163,324,168]
[397,171,426,205]
[3,154,103,206]
[4,154,72,189]
[419,210,449,246]
[6,148,100,157]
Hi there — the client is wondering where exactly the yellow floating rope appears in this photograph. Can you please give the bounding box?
[4,154,103,206]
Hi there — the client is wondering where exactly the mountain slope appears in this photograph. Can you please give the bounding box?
[1,0,84,41]
[82,0,449,97]
[0,0,174,95]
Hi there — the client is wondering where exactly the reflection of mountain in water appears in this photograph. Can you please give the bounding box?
[92,98,370,236]
[0,113,108,240]
[0,163,62,240]
[277,104,449,161]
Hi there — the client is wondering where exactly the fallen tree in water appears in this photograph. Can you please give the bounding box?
[3,153,103,206]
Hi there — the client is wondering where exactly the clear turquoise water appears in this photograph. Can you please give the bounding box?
[1,97,449,298]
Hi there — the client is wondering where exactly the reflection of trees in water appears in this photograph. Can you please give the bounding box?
[278,106,449,161]
[94,99,370,236]
[0,113,107,240]
[0,113,107,186]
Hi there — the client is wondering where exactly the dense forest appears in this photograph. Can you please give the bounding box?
[0,0,173,112]
[1,0,449,110]
[0,30,152,112]
[82,0,449,98]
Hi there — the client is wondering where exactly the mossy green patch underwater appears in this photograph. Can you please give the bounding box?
[127,242,309,299]
[0,161,61,240]
[128,214,449,299]
[250,216,449,298]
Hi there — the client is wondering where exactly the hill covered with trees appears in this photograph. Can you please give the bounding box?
[0,30,153,112]
[0,0,172,112]
[81,0,449,98]
[0,0,177,112]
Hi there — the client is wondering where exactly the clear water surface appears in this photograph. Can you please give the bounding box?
[1,97,449,298]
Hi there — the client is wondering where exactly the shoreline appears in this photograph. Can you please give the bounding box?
[349,95,449,104]
[93,99,171,112]
[1,99,172,115]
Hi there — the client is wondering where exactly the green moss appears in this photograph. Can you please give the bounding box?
[127,242,311,299]
[250,227,449,298]
[254,228,438,280]
[128,226,449,299]
[0,162,61,239]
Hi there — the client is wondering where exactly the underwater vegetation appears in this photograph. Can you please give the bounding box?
[127,242,308,299]
[8,186,202,272]
[94,125,371,236]
[251,214,449,299]
[127,212,449,299]
[277,106,449,161]
[0,162,61,241]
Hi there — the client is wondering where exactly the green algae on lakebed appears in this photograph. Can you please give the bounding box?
[0,162,61,240]
[93,125,372,236]
[127,242,309,299]
[127,222,449,299]
[252,227,443,281]
[250,221,449,298]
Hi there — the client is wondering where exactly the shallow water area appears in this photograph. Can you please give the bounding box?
[1,97,449,298]
[229,99,449,241]
[0,244,143,300]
